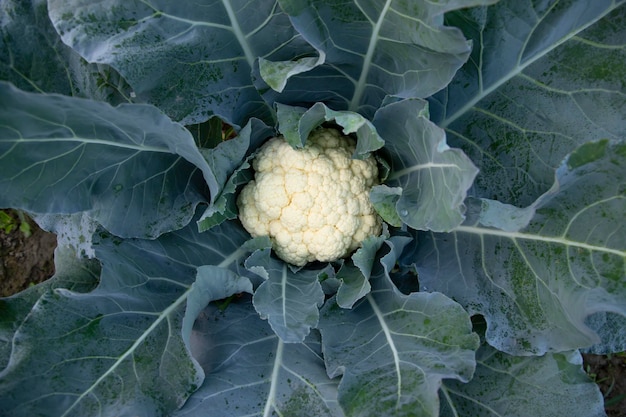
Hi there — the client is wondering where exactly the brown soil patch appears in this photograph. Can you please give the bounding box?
[0,209,57,297]
[583,353,626,417]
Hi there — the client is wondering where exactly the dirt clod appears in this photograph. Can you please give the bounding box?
[583,353,626,417]
[0,209,57,297]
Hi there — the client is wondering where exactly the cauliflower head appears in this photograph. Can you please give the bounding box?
[237,127,382,266]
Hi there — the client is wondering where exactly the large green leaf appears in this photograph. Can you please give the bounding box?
[429,0,626,206]
[416,140,626,355]
[0,83,216,238]
[0,0,132,101]
[176,301,341,416]
[0,219,254,417]
[269,0,498,116]
[0,245,100,370]
[440,335,605,417]
[334,232,390,309]
[276,102,384,158]
[319,238,479,417]
[371,99,478,232]
[180,265,253,363]
[47,0,314,126]
[197,118,275,231]
[247,249,327,343]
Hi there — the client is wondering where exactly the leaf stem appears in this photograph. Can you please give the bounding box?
[349,0,393,112]
[439,3,621,129]
[263,338,284,417]
[453,225,625,257]
[366,293,403,407]
[222,0,256,68]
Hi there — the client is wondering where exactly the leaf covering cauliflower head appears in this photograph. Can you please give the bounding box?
[237,127,382,266]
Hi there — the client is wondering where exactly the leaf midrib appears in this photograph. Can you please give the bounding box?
[439,2,622,129]
[349,0,393,112]
[454,225,625,257]
[59,246,250,417]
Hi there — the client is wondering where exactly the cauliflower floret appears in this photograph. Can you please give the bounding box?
[237,127,382,266]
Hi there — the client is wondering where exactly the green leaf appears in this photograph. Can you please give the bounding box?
[583,312,626,354]
[272,0,498,116]
[334,263,371,310]
[417,140,626,355]
[430,0,626,207]
[47,0,313,126]
[259,53,325,93]
[0,82,216,238]
[33,212,99,258]
[176,302,341,416]
[247,249,326,343]
[0,0,132,102]
[0,245,100,369]
[373,99,478,232]
[181,266,253,360]
[335,231,389,309]
[440,343,605,417]
[470,198,536,233]
[369,185,403,227]
[0,219,254,417]
[319,241,479,417]
[276,102,384,158]
[197,118,275,230]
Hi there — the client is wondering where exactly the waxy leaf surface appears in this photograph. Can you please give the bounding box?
[441,336,605,417]
[0,83,215,238]
[0,220,253,417]
[417,140,626,355]
[271,0,498,116]
[430,0,626,206]
[319,241,479,417]
[47,0,313,126]
[177,302,341,416]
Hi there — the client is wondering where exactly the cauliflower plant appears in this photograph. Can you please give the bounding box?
[237,127,382,266]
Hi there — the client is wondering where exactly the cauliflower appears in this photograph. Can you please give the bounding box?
[237,127,382,266]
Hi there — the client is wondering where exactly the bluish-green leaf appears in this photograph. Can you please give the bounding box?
[0,219,253,417]
[334,263,370,310]
[259,53,325,93]
[469,197,536,233]
[372,98,478,231]
[276,102,384,158]
[319,244,479,417]
[335,231,389,309]
[181,266,253,360]
[0,245,100,370]
[0,82,216,238]
[440,341,605,417]
[583,312,626,355]
[430,0,626,207]
[270,0,498,116]
[177,301,341,416]
[197,118,275,230]
[47,0,313,126]
[369,185,403,227]
[0,0,132,102]
[247,249,326,343]
[416,140,626,355]
[33,212,99,258]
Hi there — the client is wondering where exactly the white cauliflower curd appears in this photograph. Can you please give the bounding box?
[237,127,382,266]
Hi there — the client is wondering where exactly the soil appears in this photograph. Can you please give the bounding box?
[584,353,626,417]
[0,209,623,416]
[0,209,56,297]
